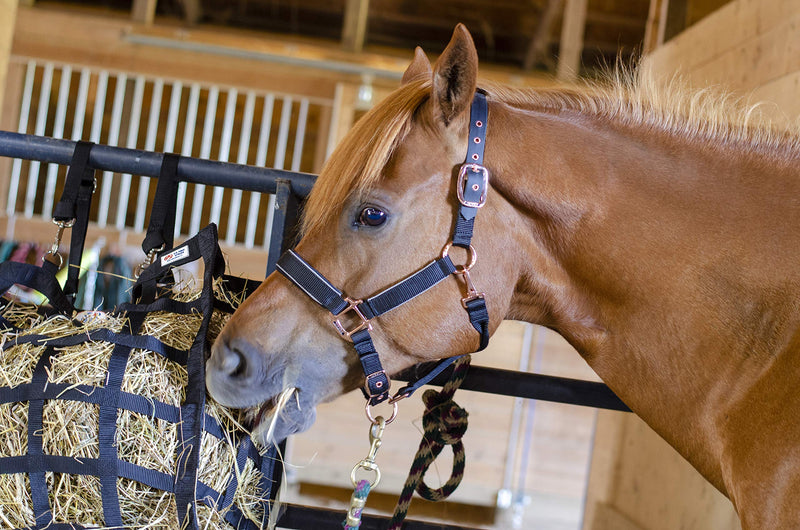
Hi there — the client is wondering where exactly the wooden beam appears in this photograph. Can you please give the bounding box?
[131,0,157,25]
[180,0,202,25]
[0,0,18,125]
[342,0,369,53]
[556,0,588,81]
[524,0,562,71]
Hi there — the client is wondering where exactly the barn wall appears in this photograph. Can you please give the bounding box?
[585,0,799,528]
[645,0,800,126]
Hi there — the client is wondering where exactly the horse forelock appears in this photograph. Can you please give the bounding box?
[301,79,433,237]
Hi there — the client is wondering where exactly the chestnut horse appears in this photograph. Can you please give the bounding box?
[207,25,800,528]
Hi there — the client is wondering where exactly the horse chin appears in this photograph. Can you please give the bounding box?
[246,390,318,446]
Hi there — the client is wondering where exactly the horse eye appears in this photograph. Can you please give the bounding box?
[357,206,387,227]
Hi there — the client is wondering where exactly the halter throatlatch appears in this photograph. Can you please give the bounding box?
[276,91,491,409]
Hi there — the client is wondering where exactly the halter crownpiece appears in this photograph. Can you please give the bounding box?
[276,91,490,410]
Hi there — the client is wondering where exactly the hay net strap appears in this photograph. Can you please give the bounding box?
[52,140,97,302]
[141,152,180,256]
[0,224,274,529]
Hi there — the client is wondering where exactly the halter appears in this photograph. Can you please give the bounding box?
[276,91,491,413]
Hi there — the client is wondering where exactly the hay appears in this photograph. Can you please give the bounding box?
[0,301,44,331]
[0,278,271,529]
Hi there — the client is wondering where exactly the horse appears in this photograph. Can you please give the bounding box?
[206,24,800,528]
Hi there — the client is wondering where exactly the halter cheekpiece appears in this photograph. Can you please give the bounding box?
[276,91,491,410]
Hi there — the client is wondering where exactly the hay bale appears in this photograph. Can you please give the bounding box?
[0,278,271,529]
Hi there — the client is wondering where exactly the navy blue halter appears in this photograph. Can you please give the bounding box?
[277,91,490,407]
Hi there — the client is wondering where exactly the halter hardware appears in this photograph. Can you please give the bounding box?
[457,164,489,208]
[456,267,485,308]
[333,297,373,340]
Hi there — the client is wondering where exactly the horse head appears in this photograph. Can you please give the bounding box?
[206,25,524,444]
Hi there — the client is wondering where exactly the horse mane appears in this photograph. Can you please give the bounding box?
[485,65,800,155]
[301,68,800,237]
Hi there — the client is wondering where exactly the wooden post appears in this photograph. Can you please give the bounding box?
[0,0,18,216]
[180,0,202,25]
[643,0,669,54]
[342,0,369,53]
[556,0,588,81]
[523,0,562,71]
[0,0,18,123]
[131,0,157,25]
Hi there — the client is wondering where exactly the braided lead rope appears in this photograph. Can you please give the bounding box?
[343,479,372,529]
[388,355,472,529]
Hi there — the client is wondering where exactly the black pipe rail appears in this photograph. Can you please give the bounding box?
[0,130,317,196]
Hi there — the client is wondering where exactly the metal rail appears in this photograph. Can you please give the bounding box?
[0,130,317,196]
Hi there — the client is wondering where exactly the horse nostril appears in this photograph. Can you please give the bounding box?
[218,343,247,379]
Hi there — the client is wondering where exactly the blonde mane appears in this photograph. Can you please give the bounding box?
[302,69,800,237]
[302,78,432,237]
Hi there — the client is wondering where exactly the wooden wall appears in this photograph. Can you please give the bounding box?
[584,0,800,528]
[645,0,800,127]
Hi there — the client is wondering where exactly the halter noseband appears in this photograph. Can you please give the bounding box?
[276,91,491,410]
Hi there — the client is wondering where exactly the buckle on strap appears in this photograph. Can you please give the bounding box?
[333,297,373,341]
[364,370,390,401]
[457,163,489,208]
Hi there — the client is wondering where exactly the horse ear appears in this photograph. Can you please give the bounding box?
[402,47,432,85]
[432,24,478,126]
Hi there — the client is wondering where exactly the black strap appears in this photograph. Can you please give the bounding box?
[0,260,73,314]
[52,141,94,223]
[465,297,490,351]
[52,141,96,301]
[276,250,349,314]
[452,92,489,249]
[351,329,391,404]
[360,257,456,319]
[142,153,181,255]
[391,355,466,401]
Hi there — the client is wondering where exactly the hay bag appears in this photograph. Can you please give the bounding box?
[0,224,276,529]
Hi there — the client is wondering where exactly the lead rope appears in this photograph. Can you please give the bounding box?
[387,355,472,529]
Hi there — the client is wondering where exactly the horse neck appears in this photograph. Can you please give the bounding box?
[489,101,800,490]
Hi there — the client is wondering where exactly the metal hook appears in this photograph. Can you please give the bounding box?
[350,416,387,488]
[42,218,75,269]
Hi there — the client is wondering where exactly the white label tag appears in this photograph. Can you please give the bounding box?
[160,245,189,267]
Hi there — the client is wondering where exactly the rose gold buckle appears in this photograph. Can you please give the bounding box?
[332,297,372,341]
[364,370,389,398]
[457,163,489,208]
